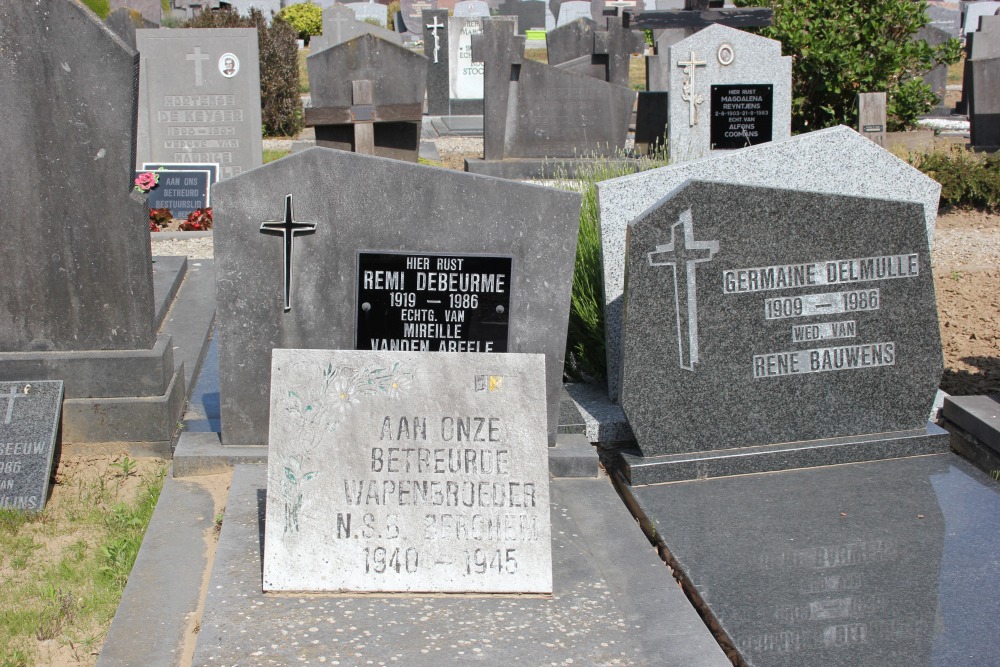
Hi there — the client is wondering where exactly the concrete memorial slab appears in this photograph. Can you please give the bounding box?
[136,28,263,181]
[596,126,941,403]
[347,0,390,26]
[465,20,637,178]
[547,16,643,86]
[262,350,552,593]
[665,23,791,162]
[212,148,580,447]
[970,56,1000,147]
[105,7,158,48]
[0,381,62,512]
[858,91,887,147]
[617,180,947,482]
[546,15,599,62]
[498,0,547,32]
[305,34,428,161]
[0,0,187,448]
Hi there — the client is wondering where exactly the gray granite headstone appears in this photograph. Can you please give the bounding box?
[927,3,961,38]
[546,17,599,66]
[620,181,943,456]
[213,148,581,447]
[262,349,552,593]
[1,0,155,353]
[454,0,492,16]
[549,14,644,87]
[557,0,593,25]
[312,4,404,52]
[305,34,428,161]
[915,24,953,108]
[666,24,791,162]
[347,0,389,26]
[596,126,942,402]
[473,20,635,161]
[962,1,1000,34]
[0,382,63,512]
[136,28,263,181]
[498,0,547,32]
[109,0,161,24]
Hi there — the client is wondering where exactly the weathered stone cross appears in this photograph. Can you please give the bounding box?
[186,46,209,87]
[1,385,26,425]
[647,209,719,371]
[427,16,445,63]
[329,13,353,44]
[260,194,317,312]
[678,50,706,126]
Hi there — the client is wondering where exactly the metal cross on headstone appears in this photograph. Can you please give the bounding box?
[678,50,706,126]
[260,194,317,312]
[186,46,209,87]
[427,16,445,63]
[0,385,26,425]
[647,208,719,371]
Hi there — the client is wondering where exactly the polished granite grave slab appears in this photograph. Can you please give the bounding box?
[626,454,1000,667]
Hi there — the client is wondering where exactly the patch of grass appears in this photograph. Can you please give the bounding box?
[299,48,310,94]
[554,147,669,382]
[947,54,964,85]
[523,47,548,64]
[80,0,109,18]
[0,459,167,665]
[263,148,291,164]
[629,53,645,91]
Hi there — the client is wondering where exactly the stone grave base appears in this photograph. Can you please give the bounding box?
[620,453,1000,665]
[422,115,484,138]
[940,394,1000,475]
[617,422,951,486]
[179,465,730,666]
[464,156,642,179]
[0,256,215,455]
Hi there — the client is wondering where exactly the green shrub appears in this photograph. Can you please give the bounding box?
[278,3,322,44]
[909,146,1000,211]
[734,0,961,131]
[184,8,304,138]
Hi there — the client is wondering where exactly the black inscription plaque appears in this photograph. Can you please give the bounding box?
[710,84,773,149]
[356,251,513,352]
[0,381,63,511]
[140,169,210,217]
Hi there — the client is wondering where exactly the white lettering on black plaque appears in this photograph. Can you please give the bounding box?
[710,84,773,149]
[356,252,513,353]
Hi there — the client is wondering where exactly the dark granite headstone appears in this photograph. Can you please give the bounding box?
[136,28,263,180]
[970,56,1000,147]
[0,381,62,512]
[105,7,157,49]
[546,17,600,66]
[549,16,643,86]
[422,9,453,114]
[213,148,581,447]
[619,181,946,479]
[0,0,185,448]
[498,0,547,32]
[142,162,220,183]
[1,0,154,353]
[142,170,211,218]
[402,0,438,37]
[467,19,636,175]
[305,34,428,162]
[958,19,1000,114]
[914,24,952,110]
[634,91,669,154]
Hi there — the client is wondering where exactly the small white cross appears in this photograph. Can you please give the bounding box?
[678,50,707,126]
[427,17,445,64]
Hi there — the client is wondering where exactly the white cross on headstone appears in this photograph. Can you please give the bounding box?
[647,209,719,371]
[186,46,209,87]
[329,13,353,44]
[0,385,27,425]
[678,50,706,126]
[427,17,445,64]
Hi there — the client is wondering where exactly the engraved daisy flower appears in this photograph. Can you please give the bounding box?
[385,373,410,398]
[331,377,359,411]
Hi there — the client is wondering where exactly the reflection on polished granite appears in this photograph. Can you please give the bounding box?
[629,453,1000,666]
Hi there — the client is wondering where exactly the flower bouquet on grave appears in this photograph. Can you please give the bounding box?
[148,208,173,232]
[180,208,213,231]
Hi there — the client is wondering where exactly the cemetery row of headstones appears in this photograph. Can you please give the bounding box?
[962,6,1000,147]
